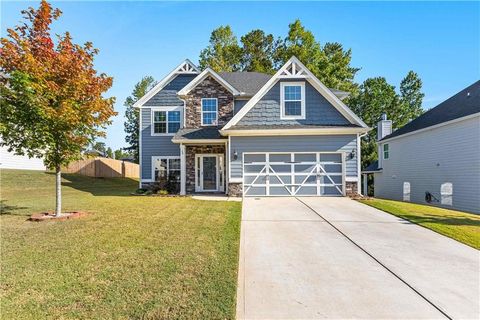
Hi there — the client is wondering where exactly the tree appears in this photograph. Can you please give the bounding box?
[124,76,156,163]
[399,71,424,125]
[274,19,323,76]
[114,149,130,160]
[0,0,115,216]
[199,26,242,72]
[105,147,113,158]
[348,74,424,168]
[198,20,360,93]
[91,141,106,155]
[240,29,279,73]
[318,42,359,94]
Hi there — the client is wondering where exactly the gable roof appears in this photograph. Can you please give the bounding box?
[219,72,272,96]
[133,59,199,108]
[221,56,369,130]
[381,80,480,141]
[177,68,241,96]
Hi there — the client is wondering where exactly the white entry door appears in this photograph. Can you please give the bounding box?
[195,154,225,192]
[243,152,345,197]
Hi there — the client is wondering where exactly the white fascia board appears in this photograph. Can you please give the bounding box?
[379,113,480,144]
[171,139,227,144]
[222,56,368,130]
[220,127,370,137]
[177,68,241,96]
[133,59,199,109]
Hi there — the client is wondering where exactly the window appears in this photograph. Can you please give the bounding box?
[152,110,181,135]
[280,82,305,119]
[201,98,218,126]
[383,144,389,160]
[153,156,180,182]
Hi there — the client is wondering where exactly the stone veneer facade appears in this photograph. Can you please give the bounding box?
[185,145,225,193]
[183,76,234,128]
[345,181,358,196]
[227,183,243,197]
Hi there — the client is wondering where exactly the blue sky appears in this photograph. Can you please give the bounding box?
[2,1,479,150]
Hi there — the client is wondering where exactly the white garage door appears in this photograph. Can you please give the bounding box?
[243,152,345,197]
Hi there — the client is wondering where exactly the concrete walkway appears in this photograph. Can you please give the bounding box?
[237,197,479,319]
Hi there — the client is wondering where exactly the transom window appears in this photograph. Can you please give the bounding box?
[201,98,218,126]
[153,156,180,182]
[280,82,305,119]
[383,144,389,160]
[152,109,181,135]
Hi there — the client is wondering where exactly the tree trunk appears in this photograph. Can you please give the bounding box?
[55,166,62,216]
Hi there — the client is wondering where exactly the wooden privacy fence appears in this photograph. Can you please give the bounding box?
[62,157,139,178]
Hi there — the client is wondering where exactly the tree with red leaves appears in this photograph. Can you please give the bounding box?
[0,0,116,216]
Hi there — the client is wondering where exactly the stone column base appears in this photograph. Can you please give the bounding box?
[228,183,242,197]
[345,181,358,196]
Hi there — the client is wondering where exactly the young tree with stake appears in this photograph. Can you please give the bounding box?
[0,0,116,216]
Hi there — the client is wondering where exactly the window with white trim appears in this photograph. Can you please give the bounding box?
[201,98,218,126]
[153,110,181,134]
[383,144,389,160]
[153,156,180,182]
[281,82,305,119]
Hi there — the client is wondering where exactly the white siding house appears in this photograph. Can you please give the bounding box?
[364,81,480,214]
[0,145,46,171]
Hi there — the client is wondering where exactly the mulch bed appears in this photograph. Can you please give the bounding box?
[29,211,88,222]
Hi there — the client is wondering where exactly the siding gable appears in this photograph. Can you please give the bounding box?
[144,74,197,106]
[236,80,351,127]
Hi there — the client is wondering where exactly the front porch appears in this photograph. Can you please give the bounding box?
[184,144,226,194]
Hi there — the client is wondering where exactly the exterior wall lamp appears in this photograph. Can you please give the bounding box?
[233,150,238,161]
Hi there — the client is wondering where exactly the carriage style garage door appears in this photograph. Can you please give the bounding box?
[243,152,345,197]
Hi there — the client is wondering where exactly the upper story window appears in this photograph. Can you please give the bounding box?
[152,108,181,135]
[201,98,218,126]
[280,82,305,120]
[383,143,389,160]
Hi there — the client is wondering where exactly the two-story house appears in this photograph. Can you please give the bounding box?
[363,81,480,214]
[135,57,369,197]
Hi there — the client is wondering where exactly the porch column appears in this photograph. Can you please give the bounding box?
[180,144,186,195]
[363,173,368,196]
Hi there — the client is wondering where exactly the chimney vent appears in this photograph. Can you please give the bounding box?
[377,114,392,140]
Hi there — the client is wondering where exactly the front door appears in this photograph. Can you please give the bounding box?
[195,154,225,192]
[202,156,217,191]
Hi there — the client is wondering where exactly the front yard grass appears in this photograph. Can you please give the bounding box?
[0,169,242,319]
[358,198,480,249]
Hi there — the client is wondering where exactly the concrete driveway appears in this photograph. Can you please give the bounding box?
[236,197,479,319]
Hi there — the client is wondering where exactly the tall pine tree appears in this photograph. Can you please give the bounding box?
[124,76,156,163]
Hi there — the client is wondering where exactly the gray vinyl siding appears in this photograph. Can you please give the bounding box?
[234,99,249,114]
[236,80,351,126]
[230,135,358,179]
[140,108,180,179]
[374,115,480,214]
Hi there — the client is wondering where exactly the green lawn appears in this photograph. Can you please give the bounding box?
[0,169,242,320]
[358,198,480,249]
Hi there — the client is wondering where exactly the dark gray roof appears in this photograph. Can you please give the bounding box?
[381,80,480,141]
[362,160,381,173]
[227,123,361,130]
[219,72,272,96]
[173,127,225,141]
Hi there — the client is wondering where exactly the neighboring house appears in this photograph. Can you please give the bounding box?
[363,81,480,214]
[136,57,369,197]
[0,145,45,171]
